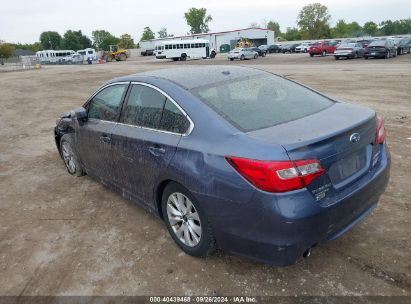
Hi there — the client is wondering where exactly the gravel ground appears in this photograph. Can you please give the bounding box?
[0,53,410,297]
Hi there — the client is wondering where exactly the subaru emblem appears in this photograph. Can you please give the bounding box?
[350,133,361,143]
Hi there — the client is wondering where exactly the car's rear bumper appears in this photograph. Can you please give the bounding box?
[199,145,390,266]
[364,51,386,57]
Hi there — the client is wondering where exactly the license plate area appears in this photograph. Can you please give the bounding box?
[328,147,368,186]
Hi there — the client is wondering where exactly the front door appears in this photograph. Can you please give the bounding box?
[76,83,129,181]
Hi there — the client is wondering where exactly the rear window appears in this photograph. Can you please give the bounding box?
[193,75,334,132]
[369,40,386,47]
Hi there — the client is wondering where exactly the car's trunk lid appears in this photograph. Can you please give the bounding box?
[247,103,377,198]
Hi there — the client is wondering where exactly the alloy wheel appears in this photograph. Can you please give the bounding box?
[166,192,202,247]
[61,142,76,174]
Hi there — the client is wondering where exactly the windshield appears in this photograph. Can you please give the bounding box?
[193,74,334,132]
[339,43,356,48]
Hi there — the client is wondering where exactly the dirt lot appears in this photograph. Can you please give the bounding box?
[0,53,410,297]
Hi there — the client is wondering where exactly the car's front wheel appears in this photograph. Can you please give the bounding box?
[162,182,215,257]
[60,134,84,176]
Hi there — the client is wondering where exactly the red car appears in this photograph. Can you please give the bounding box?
[309,41,339,57]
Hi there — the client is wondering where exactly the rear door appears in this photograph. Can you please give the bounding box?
[111,83,191,204]
[77,83,129,181]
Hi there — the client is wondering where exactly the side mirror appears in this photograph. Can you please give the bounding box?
[74,107,88,122]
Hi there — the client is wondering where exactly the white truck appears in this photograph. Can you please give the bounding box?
[140,40,156,56]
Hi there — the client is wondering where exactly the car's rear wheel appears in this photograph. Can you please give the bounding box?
[310,53,314,57]
[162,182,215,257]
[322,51,326,57]
[60,134,84,177]
[254,54,258,59]
[385,51,390,59]
[240,55,245,60]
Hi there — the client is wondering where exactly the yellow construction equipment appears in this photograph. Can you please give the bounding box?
[236,38,254,48]
[108,45,128,62]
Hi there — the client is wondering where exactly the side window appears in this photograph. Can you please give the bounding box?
[122,85,166,129]
[159,99,190,134]
[88,84,127,121]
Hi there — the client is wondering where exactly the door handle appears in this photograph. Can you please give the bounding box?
[148,145,166,156]
[100,135,111,144]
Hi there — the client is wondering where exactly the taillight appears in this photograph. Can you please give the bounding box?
[375,115,386,144]
[225,157,325,193]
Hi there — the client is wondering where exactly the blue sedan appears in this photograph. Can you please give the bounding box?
[54,66,390,266]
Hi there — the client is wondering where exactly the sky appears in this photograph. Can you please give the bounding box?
[0,0,410,43]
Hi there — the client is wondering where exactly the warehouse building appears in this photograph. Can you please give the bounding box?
[140,27,275,54]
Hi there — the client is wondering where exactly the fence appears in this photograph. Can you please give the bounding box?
[0,56,41,72]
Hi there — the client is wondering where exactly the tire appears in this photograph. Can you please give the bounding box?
[322,51,326,57]
[354,52,358,59]
[385,51,390,59]
[60,134,84,177]
[364,56,368,60]
[262,52,266,57]
[172,58,179,61]
[240,55,245,61]
[180,53,187,61]
[162,182,215,257]
[254,54,258,59]
[334,56,339,60]
[230,58,234,61]
[119,53,127,61]
[310,53,314,57]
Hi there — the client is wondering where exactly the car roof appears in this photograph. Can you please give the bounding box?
[112,66,268,90]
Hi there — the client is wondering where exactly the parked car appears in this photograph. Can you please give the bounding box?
[258,45,268,52]
[364,39,397,59]
[227,48,258,61]
[68,54,84,64]
[334,43,364,59]
[282,43,300,53]
[267,44,281,53]
[295,43,311,53]
[405,38,411,53]
[250,47,266,57]
[396,38,411,55]
[308,41,338,57]
[55,66,390,266]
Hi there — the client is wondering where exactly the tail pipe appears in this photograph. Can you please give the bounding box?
[303,248,311,258]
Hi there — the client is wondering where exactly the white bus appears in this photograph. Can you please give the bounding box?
[155,39,211,61]
[36,50,75,64]
[77,48,97,61]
